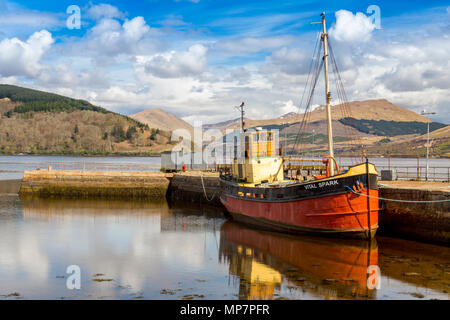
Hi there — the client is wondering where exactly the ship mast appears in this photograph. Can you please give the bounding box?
[321,13,335,175]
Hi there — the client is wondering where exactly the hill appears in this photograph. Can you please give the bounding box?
[208,99,432,132]
[425,125,450,139]
[366,125,450,157]
[206,99,446,157]
[204,117,249,131]
[307,99,430,123]
[130,108,193,134]
[337,118,446,136]
[0,84,109,115]
[0,85,175,155]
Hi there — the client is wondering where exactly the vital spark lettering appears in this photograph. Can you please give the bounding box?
[304,179,338,190]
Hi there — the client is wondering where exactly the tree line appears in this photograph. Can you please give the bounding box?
[339,117,446,136]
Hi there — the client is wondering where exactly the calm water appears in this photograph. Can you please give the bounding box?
[0,155,448,181]
[0,196,448,300]
[0,155,161,180]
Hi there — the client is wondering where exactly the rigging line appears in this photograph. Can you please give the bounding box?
[328,39,365,160]
[302,39,325,156]
[292,32,322,156]
[294,39,323,155]
[291,39,322,156]
[335,74,360,155]
[344,186,450,203]
[328,45,349,111]
[286,31,320,156]
[328,42,354,150]
[328,61,347,152]
[293,59,324,153]
[301,76,316,153]
[296,31,321,116]
[298,60,322,157]
[330,43,364,156]
[331,59,357,162]
[331,61,353,152]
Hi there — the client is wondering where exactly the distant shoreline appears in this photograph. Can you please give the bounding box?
[0,153,163,158]
[0,153,448,159]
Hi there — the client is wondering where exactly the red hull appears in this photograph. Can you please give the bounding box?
[221,189,379,238]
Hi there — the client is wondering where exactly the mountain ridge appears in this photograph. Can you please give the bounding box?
[130,108,193,134]
[0,84,447,157]
[205,99,433,132]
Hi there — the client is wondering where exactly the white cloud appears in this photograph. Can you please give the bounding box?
[0,1,62,34]
[214,36,296,56]
[2,5,449,124]
[0,11,60,29]
[123,17,150,43]
[139,44,208,78]
[87,3,125,20]
[278,100,299,115]
[81,16,152,62]
[158,14,189,27]
[0,30,53,77]
[264,47,308,75]
[329,10,376,43]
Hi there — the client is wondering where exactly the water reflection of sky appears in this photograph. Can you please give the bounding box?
[0,156,161,180]
[0,196,448,300]
[0,155,449,180]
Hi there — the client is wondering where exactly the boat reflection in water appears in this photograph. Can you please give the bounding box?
[219,221,379,300]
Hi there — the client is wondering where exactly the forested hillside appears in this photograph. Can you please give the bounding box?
[0,84,109,115]
[0,85,175,155]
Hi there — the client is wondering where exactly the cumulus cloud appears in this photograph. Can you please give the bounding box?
[329,10,376,43]
[123,17,151,43]
[139,44,208,78]
[264,47,308,75]
[86,3,125,20]
[0,30,53,77]
[83,16,152,61]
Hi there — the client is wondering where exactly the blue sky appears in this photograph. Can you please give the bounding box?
[0,0,449,124]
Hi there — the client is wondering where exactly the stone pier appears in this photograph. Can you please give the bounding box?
[378,181,450,245]
[20,169,172,199]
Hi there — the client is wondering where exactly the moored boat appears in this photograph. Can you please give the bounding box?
[219,13,379,239]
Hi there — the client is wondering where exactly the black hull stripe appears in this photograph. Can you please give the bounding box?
[221,173,378,203]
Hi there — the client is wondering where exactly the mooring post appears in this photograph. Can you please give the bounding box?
[365,157,372,240]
